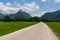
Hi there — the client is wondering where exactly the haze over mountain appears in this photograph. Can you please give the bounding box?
[41,10,60,21]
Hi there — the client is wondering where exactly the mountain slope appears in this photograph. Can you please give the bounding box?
[0,13,4,18]
[9,10,32,18]
[41,10,60,21]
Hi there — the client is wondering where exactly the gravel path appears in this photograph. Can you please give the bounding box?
[0,22,59,40]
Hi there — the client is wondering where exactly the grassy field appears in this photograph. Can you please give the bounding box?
[45,22,60,39]
[0,22,37,36]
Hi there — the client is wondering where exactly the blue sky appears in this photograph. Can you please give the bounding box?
[0,0,60,16]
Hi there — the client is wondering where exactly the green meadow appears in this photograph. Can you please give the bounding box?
[46,22,60,39]
[0,21,60,40]
[0,22,37,36]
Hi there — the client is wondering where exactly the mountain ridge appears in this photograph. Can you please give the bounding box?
[41,10,60,21]
[0,10,32,19]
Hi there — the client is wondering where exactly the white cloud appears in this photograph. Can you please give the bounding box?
[41,0,47,2]
[17,4,21,7]
[20,2,40,12]
[34,9,57,17]
[0,5,19,14]
[34,11,47,17]
[6,2,11,6]
[0,2,19,14]
[0,2,40,15]
[54,0,60,2]
[41,0,60,2]
[0,2,4,5]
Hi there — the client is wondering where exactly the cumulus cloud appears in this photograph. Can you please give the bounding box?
[20,2,39,12]
[6,2,11,6]
[0,2,4,5]
[0,2,40,15]
[0,5,19,14]
[0,2,19,14]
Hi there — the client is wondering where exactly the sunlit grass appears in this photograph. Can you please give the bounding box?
[46,22,60,39]
[0,22,37,36]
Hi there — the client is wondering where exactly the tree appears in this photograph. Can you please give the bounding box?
[30,16,41,22]
[3,15,11,22]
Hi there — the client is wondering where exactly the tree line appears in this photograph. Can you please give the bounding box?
[0,15,54,22]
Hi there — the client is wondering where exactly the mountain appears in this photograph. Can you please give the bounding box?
[41,10,60,21]
[0,13,4,18]
[9,10,32,18]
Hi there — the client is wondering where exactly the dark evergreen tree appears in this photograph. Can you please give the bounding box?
[30,16,41,22]
[3,15,11,22]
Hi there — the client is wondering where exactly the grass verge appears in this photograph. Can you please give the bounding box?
[45,22,60,40]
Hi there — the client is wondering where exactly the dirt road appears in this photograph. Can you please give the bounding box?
[0,22,59,40]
